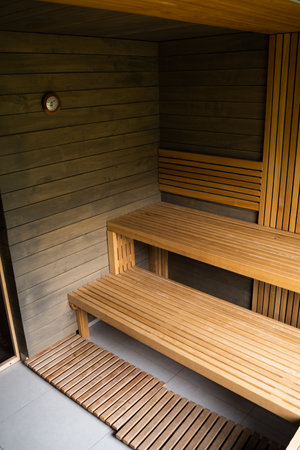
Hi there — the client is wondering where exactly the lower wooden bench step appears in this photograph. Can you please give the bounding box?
[25,334,284,450]
[68,267,300,423]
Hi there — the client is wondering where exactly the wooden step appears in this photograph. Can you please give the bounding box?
[25,334,284,450]
[68,267,300,423]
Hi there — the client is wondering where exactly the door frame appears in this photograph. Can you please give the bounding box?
[0,256,20,371]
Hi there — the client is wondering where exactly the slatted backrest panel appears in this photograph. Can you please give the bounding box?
[159,149,263,210]
[252,32,300,327]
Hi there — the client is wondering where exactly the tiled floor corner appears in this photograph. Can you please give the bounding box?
[0,320,297,449]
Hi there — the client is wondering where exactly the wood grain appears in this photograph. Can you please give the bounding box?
[108,202,300,294]
[159,149,263,211]
[252,33,300,328]
[0,30,159,357]
[69,267,300,422]
[36,0,300,33]
[25,333,284,447]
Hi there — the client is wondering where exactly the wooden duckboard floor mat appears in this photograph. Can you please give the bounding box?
[25,334,284,450]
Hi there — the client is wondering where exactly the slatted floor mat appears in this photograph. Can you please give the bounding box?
[25,334,284,450]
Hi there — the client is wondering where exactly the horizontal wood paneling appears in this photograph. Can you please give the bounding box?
[159,149,263,211]
[0,87,158,115]
[0,72,158,95]
[159,32,268,162]
[0,116,158,158]
[158,32,268,309]
[0,30,160,356]
[0,30,157,55]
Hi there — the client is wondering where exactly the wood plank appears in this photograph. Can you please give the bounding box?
[0,115,158,159]
[69,266,300,422]
[161,114,264,136]
[122,391,176,448]
[111,382,166,431]
[0,72,158,96]
[160,100,265,120]
[149,247,168,278]
[160,32,267,56]
[0,30,157,56]
[54,347,108,387]
[0,102,158,136]
[64,354,122,397]
[94,372,150,418]
[108,203,300,294]
[160,404,203,450]
[99,374,156,422]
[173,409,212,449]
[252,33,300,328]
[0,87,158,116]
[160,128,263,153]
[209,420,236,449]
[138,397,188,450]
[25,334,282,449]
[159,149,262,170]
[147,401,196,449]
[36,0,300,34]
[158,149,262,211]
[87,367,142,413]
[0,53,157,75]
[160,86,266,103]
[115,388,170,442]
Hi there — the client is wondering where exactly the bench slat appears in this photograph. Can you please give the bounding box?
[69,267,300,423]
[108,202,300,293]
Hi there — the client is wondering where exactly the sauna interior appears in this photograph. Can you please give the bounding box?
[0,0,300,448]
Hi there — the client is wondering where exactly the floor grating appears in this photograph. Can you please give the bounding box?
[25,333,284,450]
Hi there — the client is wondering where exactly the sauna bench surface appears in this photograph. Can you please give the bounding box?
[68,267,300,423]
[107,202,300,294]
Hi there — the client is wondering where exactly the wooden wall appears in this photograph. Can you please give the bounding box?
[159,31,269,307]
[252,32,300,327]
[159,32,268,161]
[0,30,160,356]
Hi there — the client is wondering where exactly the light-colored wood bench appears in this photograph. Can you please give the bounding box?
[69,202,300,424]
[69,266,300,423]
[106,202,300,293]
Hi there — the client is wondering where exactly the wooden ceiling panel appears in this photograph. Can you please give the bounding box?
[0,0,239,40]
[36,0,300,34]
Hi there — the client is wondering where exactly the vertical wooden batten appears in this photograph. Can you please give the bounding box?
[252,32,300,328]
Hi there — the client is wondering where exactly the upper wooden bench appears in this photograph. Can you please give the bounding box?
[107,202,300,293]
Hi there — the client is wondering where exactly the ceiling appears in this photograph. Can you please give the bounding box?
[0,0,299,41]
[0,0,246,41]
[36,0,300,34]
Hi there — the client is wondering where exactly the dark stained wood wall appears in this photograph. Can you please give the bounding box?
[159,32,268,308]
[0,30,160,356]
[159,32,268,161]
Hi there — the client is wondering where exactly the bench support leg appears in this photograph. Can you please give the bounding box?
[149,246,168,278]
[76,308,89,339]
[107,231,135,275]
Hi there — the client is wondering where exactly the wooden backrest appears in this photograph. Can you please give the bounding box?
[158,149,263,211]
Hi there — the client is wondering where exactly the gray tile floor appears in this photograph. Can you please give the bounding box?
[0,320,297,449]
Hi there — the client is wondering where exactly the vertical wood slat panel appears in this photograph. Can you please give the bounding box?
[252,33,300,327]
